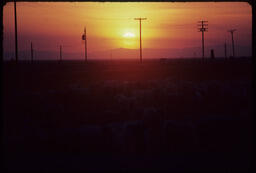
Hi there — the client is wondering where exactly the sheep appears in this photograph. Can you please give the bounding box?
[116,94,137,111]
[102,120,147,156]
[123,120,145,155]
[196,116,251,153]
[163,120,198,154]
[78,125,104,154]
[55,125,104,155]
[142,107,164,155]
[104,122,126,155]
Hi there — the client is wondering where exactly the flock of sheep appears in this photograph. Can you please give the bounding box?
[8,77,250,156]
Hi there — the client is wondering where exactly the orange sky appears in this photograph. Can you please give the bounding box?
[3,2,252,59]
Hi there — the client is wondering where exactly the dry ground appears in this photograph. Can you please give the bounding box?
[2,58,253,171]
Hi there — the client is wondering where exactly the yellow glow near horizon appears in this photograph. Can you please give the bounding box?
[121,32,137,48]
[123,32,135,38]
[3,2,252,55]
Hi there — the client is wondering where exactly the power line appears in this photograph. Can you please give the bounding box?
[86,17,134,21]
[14,1,18,63]
[134,17,147,63]
[59,45,62,62]
[227,29,236,58]
[197,20,208,60]
[82,26,88,62]
[224,41,227,59]
[31,42,33,63]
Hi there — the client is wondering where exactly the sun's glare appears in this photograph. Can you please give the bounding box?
[123,32,135,38]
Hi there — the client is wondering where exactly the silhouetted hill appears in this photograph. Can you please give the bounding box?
[3,44,251,60]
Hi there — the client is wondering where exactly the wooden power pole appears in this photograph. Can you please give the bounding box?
[228,29,236,58]
[224,41,227,59]
[14,1,18,63]
[198,20,208,60]
[82,27,87,62]
[59,45,62,62]
[31,42,33,63]
[134,18,147,63]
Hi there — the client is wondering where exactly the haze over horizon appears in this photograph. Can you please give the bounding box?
[3,2,252,60]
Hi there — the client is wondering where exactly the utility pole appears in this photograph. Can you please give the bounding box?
[14,1,18,63]
[198,20,208,60]
[31,42,33,63]
[228,29,236,58]
[110,49,112,61]
[134,18,147,63]
[82,27,87,62]
[59,45,62,62]
[224,41,227,59]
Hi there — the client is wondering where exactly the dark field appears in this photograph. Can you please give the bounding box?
[2,58,253,171]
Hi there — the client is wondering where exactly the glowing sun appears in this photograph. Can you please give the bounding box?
[123,32,135,38]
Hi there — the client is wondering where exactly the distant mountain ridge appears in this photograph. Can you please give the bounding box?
[4,45,251,60]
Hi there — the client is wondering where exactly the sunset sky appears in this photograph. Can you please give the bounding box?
[3,2,252,60]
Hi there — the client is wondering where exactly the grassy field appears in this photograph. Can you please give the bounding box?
[2,58,253,171]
